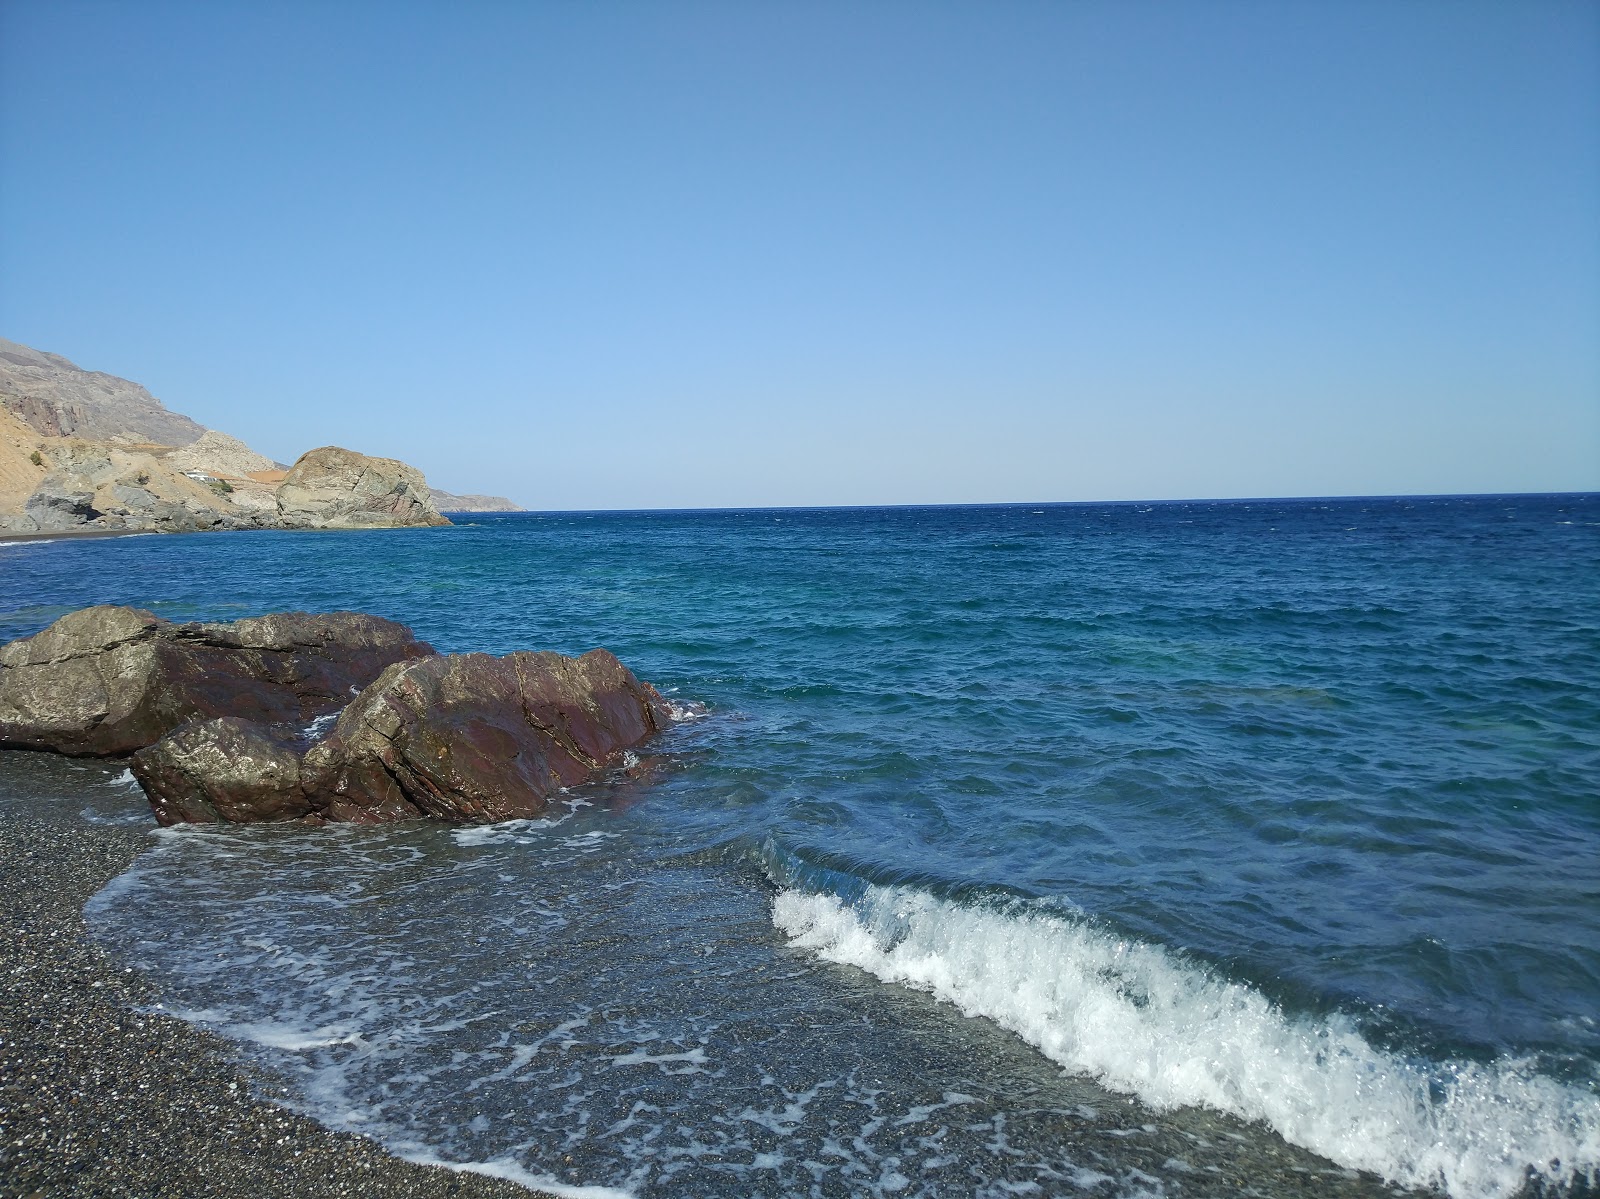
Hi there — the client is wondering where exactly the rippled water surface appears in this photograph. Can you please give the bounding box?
[3,495,1597,1198]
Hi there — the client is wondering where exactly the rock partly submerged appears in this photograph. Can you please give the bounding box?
[132,716,311,826]
[0,606,672,827]
[137,649,672,825]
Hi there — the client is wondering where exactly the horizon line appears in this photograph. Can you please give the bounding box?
[466,489,1599,517]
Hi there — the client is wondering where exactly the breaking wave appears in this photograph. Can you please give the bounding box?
[770,881,1600,1199]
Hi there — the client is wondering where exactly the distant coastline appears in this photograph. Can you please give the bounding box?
[1,337,521,536]
[0,527,157,545]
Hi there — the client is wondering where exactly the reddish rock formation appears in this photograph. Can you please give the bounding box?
[298,649,672,824]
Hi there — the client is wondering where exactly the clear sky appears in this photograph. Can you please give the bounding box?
[2,0,1596,509]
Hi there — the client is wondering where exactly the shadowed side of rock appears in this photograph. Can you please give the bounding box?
[0,605,436,756]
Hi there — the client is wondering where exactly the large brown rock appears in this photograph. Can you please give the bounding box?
[299,649,673,823]
[276,446,450,530]
[131,717,311,825]
[126,647,672,826]
[0,605,436,756]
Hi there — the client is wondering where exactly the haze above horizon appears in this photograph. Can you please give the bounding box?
[2,0,1595,510]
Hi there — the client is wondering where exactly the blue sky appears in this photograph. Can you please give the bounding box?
[2,0,1595,508]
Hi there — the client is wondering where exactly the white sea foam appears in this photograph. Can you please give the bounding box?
[772,885,1600,1199]
[302,711,340,739]
[664,699,707,722]
[608,1045,710,1072]
[401,1152,637,1199]
[227,1019,367,1052]
[451,817,563,847]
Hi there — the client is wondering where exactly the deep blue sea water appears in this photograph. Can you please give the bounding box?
[2,495,1597,1199]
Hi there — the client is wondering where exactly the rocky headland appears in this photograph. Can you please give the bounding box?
[0,605,672,827]
[428,487,525,513]
[0,337,522,534]
[276,445,449,530]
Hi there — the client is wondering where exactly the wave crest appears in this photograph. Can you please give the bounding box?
[771,884,1600,1199]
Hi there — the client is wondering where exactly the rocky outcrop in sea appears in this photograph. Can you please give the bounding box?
[276,446,449,529]
[0,606,670,826]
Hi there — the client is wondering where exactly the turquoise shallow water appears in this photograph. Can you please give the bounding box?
[2,494,1598,1198]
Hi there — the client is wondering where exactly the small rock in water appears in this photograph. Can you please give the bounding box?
[132,716,311,825]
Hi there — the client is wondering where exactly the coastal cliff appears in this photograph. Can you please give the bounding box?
[428,487,524,513]
[0,338,511,534]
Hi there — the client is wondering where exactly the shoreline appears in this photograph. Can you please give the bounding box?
[0,527,166,545]
[0,804,552,1198]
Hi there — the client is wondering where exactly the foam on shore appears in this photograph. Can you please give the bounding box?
[405,1153,636,1199]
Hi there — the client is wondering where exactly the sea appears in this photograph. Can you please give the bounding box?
[1,495,1597,1199]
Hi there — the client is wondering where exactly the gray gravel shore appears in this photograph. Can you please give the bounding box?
[0,805,550,1199]
[0,529,163,545]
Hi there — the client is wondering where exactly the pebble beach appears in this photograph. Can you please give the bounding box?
[0,805,548,1199]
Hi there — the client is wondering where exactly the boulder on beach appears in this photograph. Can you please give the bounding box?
[299,648,673,823]
[131,716,311,825]
[127,647,672,826]
[2,604,675,827]
[275,446,450,530]
[0,605,436,756]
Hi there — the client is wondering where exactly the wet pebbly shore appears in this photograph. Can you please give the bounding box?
[0,808,548,1199]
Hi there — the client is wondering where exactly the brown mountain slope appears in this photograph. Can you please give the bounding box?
[0,408,51,514]
[0,339,207,447]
